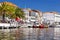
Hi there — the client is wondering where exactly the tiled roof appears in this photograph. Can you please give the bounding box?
[44,12,58,14]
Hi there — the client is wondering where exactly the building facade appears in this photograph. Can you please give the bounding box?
[42,12,57,24]
[23,8,42,24]
[55,14,60,22]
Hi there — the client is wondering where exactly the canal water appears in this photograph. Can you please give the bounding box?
[0,28,60,40]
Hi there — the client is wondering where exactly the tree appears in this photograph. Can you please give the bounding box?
[0,2,25,23]
[0,2,16,22]
[15,8,25,19]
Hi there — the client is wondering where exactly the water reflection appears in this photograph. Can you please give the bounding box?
[0,28,60,40]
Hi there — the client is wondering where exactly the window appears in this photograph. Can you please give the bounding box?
[29,12,36,16]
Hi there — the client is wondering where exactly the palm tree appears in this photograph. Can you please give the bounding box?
[15,8,25,19]
[0,2,16,23]
[0,2,25,23]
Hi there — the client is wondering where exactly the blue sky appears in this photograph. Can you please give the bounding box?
[0,0,60,12]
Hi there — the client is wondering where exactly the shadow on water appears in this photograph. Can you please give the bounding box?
[0,28,60,40]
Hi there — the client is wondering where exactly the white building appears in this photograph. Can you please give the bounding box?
[29,10,41,23]
[23,8,42,23]
[42,12,57,24]
[23,8,30,23]
[22,8,42,27]
[55,14,60,22]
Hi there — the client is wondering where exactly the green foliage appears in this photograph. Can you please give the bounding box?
[0,3,16,14]
[0,2,25,20]
[15,8,25,19]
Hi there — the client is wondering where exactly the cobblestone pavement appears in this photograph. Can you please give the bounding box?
[0,28,60,40]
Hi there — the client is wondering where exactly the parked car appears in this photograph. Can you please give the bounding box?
[32,22,40,28]
[23,21,33,28]
[49,23,55,28]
